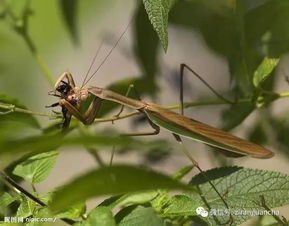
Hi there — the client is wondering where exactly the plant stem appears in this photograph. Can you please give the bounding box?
[1,91,289,122]
[258,195,288,226]
[21,31,55,87]
[3,0,55,87]
[0,102,53,117]
[87,148,105,167]
[278,91,289,98]
[0,171,76,225]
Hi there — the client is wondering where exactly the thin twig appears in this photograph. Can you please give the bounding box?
[20,31,55,87]
[0,171,76,225]
[1,91,289,123]
[258,195,288,226]
[109,146,116,166]
[87,148,105,167]
[0,102,54,117]
[3,0,55,87]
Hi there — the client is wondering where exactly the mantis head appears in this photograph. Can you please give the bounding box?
[54,80,72,97]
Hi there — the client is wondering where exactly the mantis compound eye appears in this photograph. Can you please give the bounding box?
[56,81,71,95]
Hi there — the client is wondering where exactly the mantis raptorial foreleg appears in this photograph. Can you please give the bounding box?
[51,71,103,126]
[60,97,102,125]
[54,72,75,89]
[83,98,103,124]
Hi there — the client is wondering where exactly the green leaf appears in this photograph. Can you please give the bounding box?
[50,165,191,212]
[169,1,285,92]
[172,165,194,180]
[134,3,159,82]
[40,192,86,219]
[189,166,289,225]
[142,0,171,51]
[266,114,289,157]
[247,1,289,57]
[253,57,280,87]
[116,205,164,226]
[59,0,79,43]
[28,207,56,225]
[107,191,159,209]
[76,207,115,226]
[0,131,168,156]
[248,120,267,145]
[0,191,17,212]
[0,94,40,129]
[13,151,59,184]
[16,195,36,218]
[150,191,169,212]
[169,1,237,58]
[163,195,201,217]
[221,102,255,131]
[55,202,86,219]
[259,215,282,226]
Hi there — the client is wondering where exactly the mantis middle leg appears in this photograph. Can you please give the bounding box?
[111,84,160,136]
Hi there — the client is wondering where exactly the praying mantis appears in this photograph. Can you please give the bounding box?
[47,62,274,220]
[46,20,274,160]
[47,66,274,159]
[46,29,274,224]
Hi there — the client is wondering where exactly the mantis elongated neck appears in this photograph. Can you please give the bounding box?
[88,87,147,110]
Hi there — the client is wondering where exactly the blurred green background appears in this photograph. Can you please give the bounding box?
[1,0,289,224]
[1,0,289,176]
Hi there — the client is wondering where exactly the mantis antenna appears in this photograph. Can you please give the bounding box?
[81,20,132,88]
[81,40,104,87]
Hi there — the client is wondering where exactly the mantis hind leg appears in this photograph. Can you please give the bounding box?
[178,65,234,224]
[179,64,233,115]
[172,133,233,225]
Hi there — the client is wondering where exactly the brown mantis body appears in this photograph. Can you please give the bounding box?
[46,23,274,224]
[47,62,274,225]
[48,69,274,159]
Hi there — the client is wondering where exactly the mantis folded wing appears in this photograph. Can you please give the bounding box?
[143,103,274,158]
